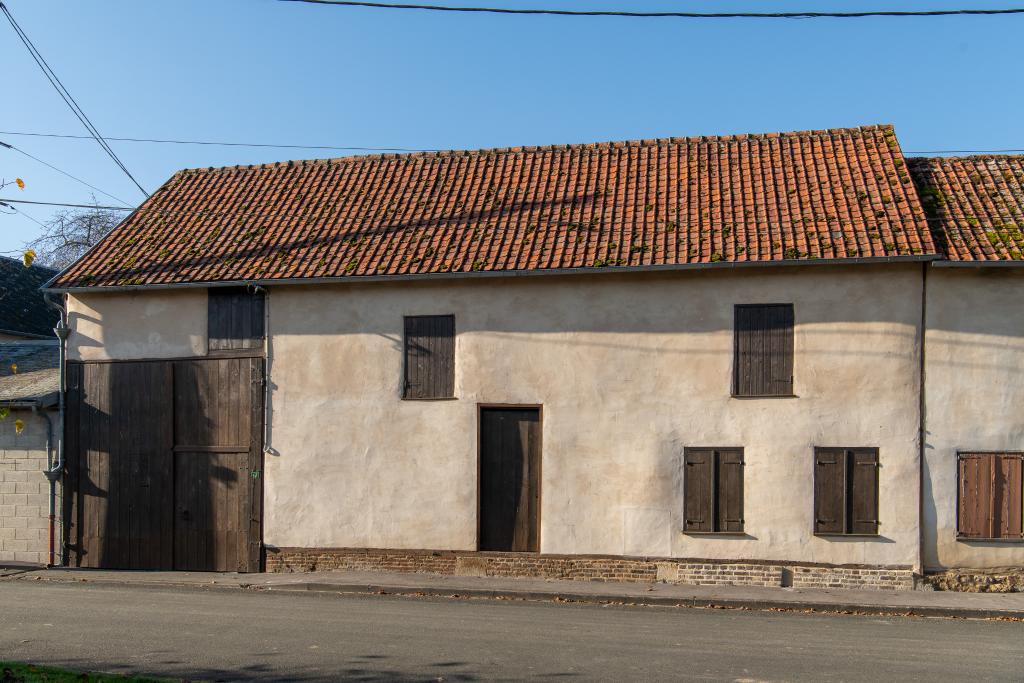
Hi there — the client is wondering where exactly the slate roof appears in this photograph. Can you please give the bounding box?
[0,257,58,336]
[908,155,1024,263]
[0,341,59,406]
[50,124,937,290]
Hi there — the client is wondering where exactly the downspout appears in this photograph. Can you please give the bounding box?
[44,293,69,567]
[917,263,928,582]
[250,284,271,456]
[33,404,55,565]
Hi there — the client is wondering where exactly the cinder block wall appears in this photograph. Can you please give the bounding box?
[0,410,58,565]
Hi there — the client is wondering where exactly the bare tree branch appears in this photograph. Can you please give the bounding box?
[25,198,122,269]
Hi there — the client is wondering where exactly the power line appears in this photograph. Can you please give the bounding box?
[0,130,434,153]
[0,140,133,207]
[0,202,48,229]
[277,1,1024,20]
[0,2,150,197]
[1,129,1022,157]
[0,198,132,211]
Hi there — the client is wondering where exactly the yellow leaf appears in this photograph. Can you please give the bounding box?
[22,249,35,267]
[14,419,24,434]
[15,177,25,190]
[9,363,16,374]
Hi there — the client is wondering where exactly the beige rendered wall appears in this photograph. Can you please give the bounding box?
[65,266,925,567]
[263,265,923,567]
[0,409,59,565]
[923,267,1024,570]
[67,289,208,361]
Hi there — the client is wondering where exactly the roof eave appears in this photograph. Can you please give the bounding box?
[932,259,1024,268]
[46,254,942,294]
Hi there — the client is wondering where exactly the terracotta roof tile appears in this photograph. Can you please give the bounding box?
[908,155,1024,262]
[52,124,936,289]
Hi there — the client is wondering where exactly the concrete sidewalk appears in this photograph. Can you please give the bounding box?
[4,566,1023,620]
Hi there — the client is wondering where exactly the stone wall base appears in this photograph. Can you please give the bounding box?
[924,568,1024,593]
[265,547,915,591]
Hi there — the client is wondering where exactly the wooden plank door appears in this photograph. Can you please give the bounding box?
[172,357,263,572]
[479,408,541,552]
[66,361,174,569]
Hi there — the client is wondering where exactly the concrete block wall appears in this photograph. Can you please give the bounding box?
[0,410,58,565]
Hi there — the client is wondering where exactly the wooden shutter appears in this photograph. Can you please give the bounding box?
[849,449,880,535]
[684,449,714,532]
[733,304,794,397]
[959,453,1024,539]
[814,448,845,534]
[403,315,455,399]
[208,287,265,352]
[717,449,745,533]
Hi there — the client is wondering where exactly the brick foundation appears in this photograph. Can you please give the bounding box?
[265,547,914,591]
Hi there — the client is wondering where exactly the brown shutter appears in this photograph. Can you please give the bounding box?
[716,449,745,533]
[849,448,880,535]
[814,448,845,534]
[959,453,1024,539]
[994,455,1023,539]
[403,315,455,399]
[733,304,794,397]
[684,449,714,532]
[208,288,265,352]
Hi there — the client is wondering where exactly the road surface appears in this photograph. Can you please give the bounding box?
[1,581,1021,681]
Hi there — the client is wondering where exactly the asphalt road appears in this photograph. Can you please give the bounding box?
[0,582,1021,682]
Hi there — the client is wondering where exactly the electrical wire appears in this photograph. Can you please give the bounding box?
[0,140,133,207]
[0,130,435,153]
[0,129,1022,157]
[276,1,1024,20]
[0,2,150,197]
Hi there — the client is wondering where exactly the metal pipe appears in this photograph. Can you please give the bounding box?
[43,292,68,566]
[33,405,56,566]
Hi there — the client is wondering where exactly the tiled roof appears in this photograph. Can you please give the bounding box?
[51,124,936,289]
[0,256,58,336]
[0,341,59,405]
[908,155,1024,262]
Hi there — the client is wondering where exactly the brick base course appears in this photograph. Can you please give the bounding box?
[265,547,914,591]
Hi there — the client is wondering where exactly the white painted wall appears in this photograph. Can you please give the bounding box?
[923,267,1024,570]
[66,265,927,568]
[67,289,207,360]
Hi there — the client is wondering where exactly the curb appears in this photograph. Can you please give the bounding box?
[266,581,1024,620]
[7,574,1022,620]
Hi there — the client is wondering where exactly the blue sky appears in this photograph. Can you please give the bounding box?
[2,0,1023,257]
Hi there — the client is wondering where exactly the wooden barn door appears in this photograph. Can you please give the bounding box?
[66,357,263,571]
[478,408,541,552]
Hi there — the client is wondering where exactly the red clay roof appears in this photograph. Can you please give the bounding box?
[52,124,936,289]
[908,155,1024,263]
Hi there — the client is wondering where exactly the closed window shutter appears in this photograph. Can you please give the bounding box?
[849,449,880,535]
[403,315,455,399]
[717,449,745,533]
[814,448,845,534]
[684,449,714,532]
[994,455,1023,539]
[733,304,793,397]
[208,288,265,351]
[960,453,1024,539]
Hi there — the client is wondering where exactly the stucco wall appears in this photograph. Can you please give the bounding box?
[261,265,923,567]
[64,266,926,568]
[0,409,59,565]
[923,267,1024,570]
[67,289,207,361]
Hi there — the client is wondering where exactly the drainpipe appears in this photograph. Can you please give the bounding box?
[917,263,928,581]
[251,284,272,456]
[33,404,56,566]
[44,293,69,567]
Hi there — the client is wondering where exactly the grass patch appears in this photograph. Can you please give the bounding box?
[1,662,172,683]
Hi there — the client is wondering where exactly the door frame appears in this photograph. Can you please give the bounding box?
[475,403,543,553]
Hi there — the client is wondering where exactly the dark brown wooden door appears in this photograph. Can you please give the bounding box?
[479,408,540,552]
[66,357,263,571]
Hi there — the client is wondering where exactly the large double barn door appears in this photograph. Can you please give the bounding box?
[65,357,263,571]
